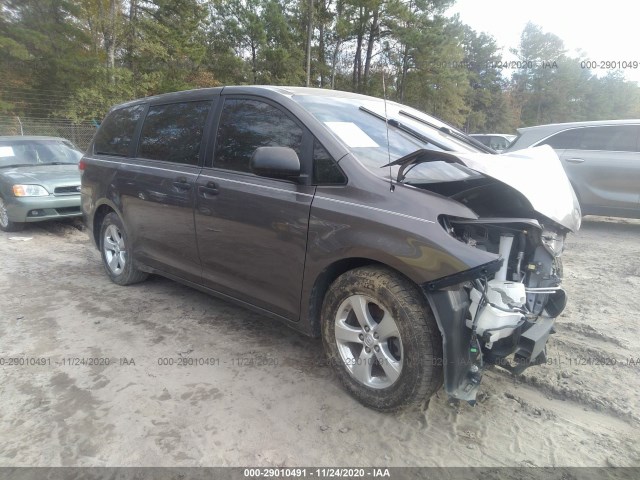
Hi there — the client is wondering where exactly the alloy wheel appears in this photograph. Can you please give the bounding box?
[334,294,403,389]
[103,224,127,275]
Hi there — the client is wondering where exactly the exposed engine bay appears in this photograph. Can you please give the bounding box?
[443,216,566,366]
[390,145,580,403]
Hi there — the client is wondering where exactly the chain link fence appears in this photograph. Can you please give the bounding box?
[0,116,97,150]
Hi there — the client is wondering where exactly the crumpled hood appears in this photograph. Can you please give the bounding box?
[453,145,581,232]
[392,145,581,232]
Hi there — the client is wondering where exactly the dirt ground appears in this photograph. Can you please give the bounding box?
[0,216,639,467]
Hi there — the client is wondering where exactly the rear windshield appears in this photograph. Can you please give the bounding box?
[0,139,82,168]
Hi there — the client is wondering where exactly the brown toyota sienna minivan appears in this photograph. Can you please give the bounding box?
[81,86,581,411]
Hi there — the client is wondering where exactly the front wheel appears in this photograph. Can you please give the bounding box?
[321,266,443,411]
[99,212,148,285]
[0,196,24,232]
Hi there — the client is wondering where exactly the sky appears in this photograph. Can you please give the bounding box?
[447,0,640,84]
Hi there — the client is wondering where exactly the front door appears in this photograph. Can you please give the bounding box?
[195,97,315,321]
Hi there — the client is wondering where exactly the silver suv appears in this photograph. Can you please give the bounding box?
[507,120,640,218]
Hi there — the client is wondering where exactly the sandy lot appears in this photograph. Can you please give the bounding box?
[0,216,639,467]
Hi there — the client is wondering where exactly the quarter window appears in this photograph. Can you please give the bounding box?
[94,105,145,157]
[313,140,346,184]
[138,101,211,165]
[214,99,303,173]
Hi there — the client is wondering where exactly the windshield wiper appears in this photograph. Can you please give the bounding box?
[381,149,467,183]
[358,106,452,151]
[398,110,496,154]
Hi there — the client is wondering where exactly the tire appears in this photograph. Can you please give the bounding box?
[99,212,148,285]
[321,266,443,411]
[0,196,24,232]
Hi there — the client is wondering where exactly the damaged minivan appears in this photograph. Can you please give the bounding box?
[82,86,581,411]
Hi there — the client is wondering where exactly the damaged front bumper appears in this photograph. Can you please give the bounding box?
[425,286,556,403]
[397,146,579,403]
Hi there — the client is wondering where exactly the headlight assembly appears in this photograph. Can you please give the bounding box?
[12,185,49,197]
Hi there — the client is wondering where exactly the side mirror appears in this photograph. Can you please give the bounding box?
[250,147,300,179]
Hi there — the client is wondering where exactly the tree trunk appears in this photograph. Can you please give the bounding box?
[330,0,342,90]
[306,0,313,87]
[353,34,362,91]
[363,7,379,93]
[398,1,413,102]
[252,42,258,84]
[106,0,116,83]
[319,21,325,87]
[127,0,138,73]
[330,38,341,90]
[399,42,409,102]
[352,6,366,92]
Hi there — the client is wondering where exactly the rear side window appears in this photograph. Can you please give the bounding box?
[577,125,639,152]
[138,101,211,165]
[214,99,303,173]
[94,105,145,156]
[539,128,583,149]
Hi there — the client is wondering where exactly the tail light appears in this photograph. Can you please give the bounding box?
[79,159,86,171]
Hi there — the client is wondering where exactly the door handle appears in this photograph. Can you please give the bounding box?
[198,182,219,198]
[173,177,192,190]
[565,157,584,163]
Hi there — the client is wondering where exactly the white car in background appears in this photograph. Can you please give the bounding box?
[469,134,516,152]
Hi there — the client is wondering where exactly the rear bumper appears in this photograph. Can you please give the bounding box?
[5,195,81,222]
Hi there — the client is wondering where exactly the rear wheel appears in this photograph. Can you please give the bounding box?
[321,266,443,411]
[99,212,148,285]
[0,196,24,232]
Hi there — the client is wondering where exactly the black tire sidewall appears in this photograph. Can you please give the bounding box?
[321,268,441,411]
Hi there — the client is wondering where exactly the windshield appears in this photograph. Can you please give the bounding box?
[292,94,482,182]
[0,139,83,168]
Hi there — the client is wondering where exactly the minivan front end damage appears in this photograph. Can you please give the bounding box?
[398,146,579,403]
[424,218,565,403]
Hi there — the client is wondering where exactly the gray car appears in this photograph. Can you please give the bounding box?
[507,120,640,218]
[0,136,83,232]
[82,86,580,411]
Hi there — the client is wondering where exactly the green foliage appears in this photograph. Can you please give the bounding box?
[508,22,640,128]
[133,0,209,92]
[0,1,638,132]
[462,26,515,132]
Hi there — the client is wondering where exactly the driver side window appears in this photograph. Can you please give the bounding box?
[214,99,303,173]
